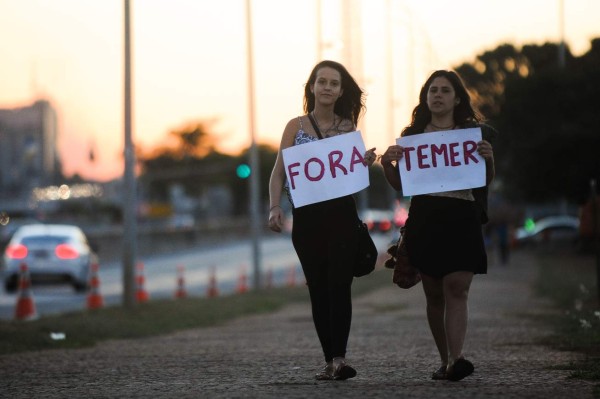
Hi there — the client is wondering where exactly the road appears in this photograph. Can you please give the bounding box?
[0,232,393,320]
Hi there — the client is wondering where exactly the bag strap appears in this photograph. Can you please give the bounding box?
[307,113,324,140]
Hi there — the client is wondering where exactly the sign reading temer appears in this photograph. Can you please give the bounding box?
[397,128,485,196]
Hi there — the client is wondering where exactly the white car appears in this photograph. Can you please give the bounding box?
[2,224,98,293]
[514,215,580,246]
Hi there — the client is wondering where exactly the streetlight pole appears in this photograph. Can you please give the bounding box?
[558,0,566,68]
[245,0,262,290]
[341,0,368,212]
[591,179,600,305]
[385,0,397,207]
[122,0,137,307]
[316,0,323,61]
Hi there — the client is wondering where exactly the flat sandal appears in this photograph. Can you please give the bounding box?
[431,365,447,380]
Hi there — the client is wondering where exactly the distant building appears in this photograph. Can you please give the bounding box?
[0,100,62,201]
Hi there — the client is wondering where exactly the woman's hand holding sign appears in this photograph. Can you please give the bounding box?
[363,147,377,166]
[380,144,404,191]
[381,145,404,165]
[476,140,493,160]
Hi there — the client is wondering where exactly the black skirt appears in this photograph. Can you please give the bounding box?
[404,195,487,278]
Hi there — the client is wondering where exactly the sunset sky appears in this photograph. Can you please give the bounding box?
[1,0,599,182]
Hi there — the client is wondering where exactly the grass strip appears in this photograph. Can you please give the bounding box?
[0,265,392,355]
[532,245,600,394]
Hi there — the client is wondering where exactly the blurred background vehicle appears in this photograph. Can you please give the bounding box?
[166,213,195,230]
[2,224,98,293]
[513,215,580,247]
[360,209,395,233]
[0,217,39,253]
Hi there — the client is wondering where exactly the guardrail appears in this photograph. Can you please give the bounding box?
[85,218,271,262]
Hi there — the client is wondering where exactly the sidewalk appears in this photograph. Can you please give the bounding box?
[0,251,594,398]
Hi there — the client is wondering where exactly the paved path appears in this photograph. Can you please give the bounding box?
[0,251,594,398]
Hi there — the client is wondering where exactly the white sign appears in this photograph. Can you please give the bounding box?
[283,131,369,207]
[397,128,485,196]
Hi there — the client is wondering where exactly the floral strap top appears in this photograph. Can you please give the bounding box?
[294,116,319,145]
[284,117,319,206]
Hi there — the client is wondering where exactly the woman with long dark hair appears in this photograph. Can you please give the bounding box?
[268,60,376,380]
[381,70,497,381]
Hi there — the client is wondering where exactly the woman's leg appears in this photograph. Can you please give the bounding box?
[328,281,352,359]
[421,274,448,367]
[306,279,333,362]
[443,271,473,365]
[325,214,356,361]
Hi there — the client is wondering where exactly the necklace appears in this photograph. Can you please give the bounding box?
[311,111,339,136]
[429,121,455,130]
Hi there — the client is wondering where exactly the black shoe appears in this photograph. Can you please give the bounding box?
[431,365,448,380]
[315,363,335,380]
[446,358,474,381]
[333,360,357,380]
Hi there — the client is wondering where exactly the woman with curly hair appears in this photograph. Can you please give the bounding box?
[381,70,497,381]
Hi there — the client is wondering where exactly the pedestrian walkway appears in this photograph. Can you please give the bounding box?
[0,251,594,398]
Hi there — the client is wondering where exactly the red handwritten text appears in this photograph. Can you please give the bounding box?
[403,140,479,171]
[287,146,366,189]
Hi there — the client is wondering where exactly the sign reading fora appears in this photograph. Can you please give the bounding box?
[282,131,370,207]
[397,128,486,196]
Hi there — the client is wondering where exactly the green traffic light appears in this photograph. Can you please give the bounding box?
[236,164,251,179]
[524,218,535,232]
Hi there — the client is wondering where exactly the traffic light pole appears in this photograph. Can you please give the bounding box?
[246,0,262,290]
[122,0,137,308]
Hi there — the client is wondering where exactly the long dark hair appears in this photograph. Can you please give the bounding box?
[303,60,365,126]
[402,70,481,136]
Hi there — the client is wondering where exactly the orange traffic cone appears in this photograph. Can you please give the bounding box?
[206,267,219,298]
[14,263,38,321]
[174,264,187,299]
[135,262,150,303]
[86,262,104,309]
[236,265,249,294]
[286,264,296,287]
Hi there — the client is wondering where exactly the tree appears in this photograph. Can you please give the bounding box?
[139,119,280,218]
[140,120,235,204]
[456,44,532,117]
[149,120,218,160]
[454,39,599,203]
[497,44,600,203]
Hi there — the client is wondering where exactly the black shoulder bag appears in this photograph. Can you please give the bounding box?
[307,113,377,277]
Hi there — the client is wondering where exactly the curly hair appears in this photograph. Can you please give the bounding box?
[303,60,366,126]
[402,70,482,136]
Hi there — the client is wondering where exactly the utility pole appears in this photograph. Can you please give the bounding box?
[558,0,566,68]
[245,0,262,290]
[316,0,323,61]
[591,179,600,305]
[122,0,137,307]
[341,0,368,212]
[385,0,397,208]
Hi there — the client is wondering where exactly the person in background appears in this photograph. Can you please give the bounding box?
[487,190,515,265]
[268,60,376,381]
[380,70,497,381]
